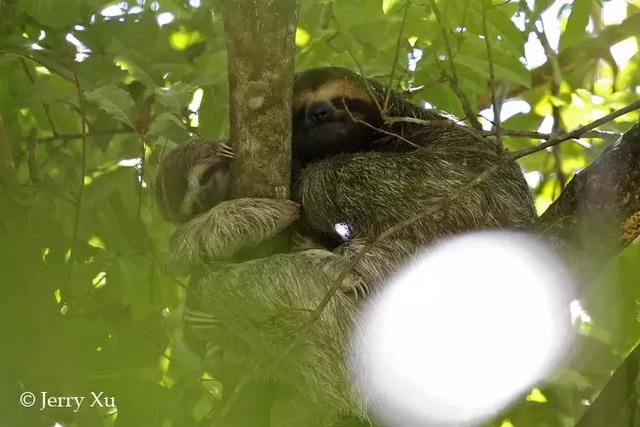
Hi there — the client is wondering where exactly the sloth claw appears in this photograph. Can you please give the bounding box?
[341,277,370,300]
[216,142,234,159]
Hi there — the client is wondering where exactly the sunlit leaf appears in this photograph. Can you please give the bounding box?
[559,0,592,50]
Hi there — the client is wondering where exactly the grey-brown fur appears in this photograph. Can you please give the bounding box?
[162,67,537,426]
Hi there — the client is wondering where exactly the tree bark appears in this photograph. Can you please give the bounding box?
[221,0,299,199]
[535,121,640,284]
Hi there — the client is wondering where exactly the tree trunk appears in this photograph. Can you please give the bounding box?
[221,0,299,199]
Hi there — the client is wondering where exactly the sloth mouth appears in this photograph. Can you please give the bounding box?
[305,119,353,135]
[306,119,343,130]
[306,122,350,143]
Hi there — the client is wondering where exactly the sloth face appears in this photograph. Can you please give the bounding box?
[292,67,384,169]
[155,139,232,223]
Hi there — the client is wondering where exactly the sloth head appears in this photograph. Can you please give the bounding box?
[292,67,386,169]
[155,139,233,223]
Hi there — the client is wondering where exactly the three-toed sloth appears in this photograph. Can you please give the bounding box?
[155,67,536,426]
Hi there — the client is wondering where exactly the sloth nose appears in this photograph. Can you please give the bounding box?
[306,101,333,125]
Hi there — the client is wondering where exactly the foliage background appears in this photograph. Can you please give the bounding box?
[0,0,639,426]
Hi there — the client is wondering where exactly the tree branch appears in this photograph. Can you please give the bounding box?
[536,121,640,284]
[509,100,640,160]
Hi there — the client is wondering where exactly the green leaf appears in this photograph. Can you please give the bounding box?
[84,86,135,128]
[560,0,592,50]
[19,0,81,29]
[154,82,194,115]
[147,112,188,142]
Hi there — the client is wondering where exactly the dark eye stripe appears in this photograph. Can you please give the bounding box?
[330,97,347,108]
[332,98,379,114]
[199,164,221,185]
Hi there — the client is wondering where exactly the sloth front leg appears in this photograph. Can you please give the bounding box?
[168,198,300,269]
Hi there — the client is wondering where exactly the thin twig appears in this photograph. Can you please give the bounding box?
[481,2,502,150]
[20,58,59,136]
[533,10,567,186]
[383,115,493,145]
[429,0,482,130]
[482,129,620,141]
[330,15,384,114]
[70,61,88,263]
[510,100,640,160]
[384,1,412,112]
[30,129,132,143]
[342,101,421,148]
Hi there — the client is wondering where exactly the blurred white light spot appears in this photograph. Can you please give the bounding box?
[524,32,546,69]
[188,88,204,112]
[101,4,125,17]
[118,157,142,167]
[569,299,592,325]
[421,100,434,110]
[538,115,554,134]
[481,100,531,130]
[512,12,525,31]
[610,38,638,68]
[407,48,423,72]
[349,231,575,426]
[157,12,175,26]
[189,112,200,128]
[602,0,627,25]
[65,33,92,62]
[334,222,352,241]
[189,0,202,7]
[524,171,542,189]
